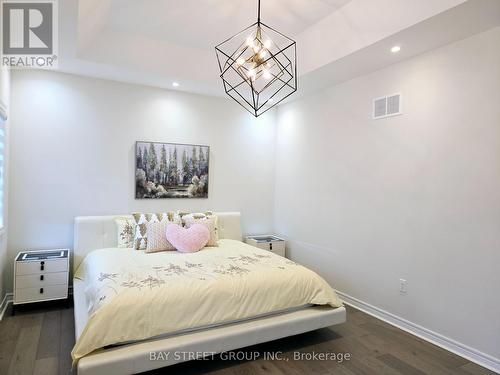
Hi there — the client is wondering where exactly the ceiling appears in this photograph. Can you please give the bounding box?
[107,0,353,49]
[56,0,500,100]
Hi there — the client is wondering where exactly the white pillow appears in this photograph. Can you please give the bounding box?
[145,221,177,253]
[115,216,135,248]
[132,212,181,250]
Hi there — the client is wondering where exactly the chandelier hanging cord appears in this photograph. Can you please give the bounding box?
[257,0,261,23]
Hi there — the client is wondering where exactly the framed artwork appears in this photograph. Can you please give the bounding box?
[135,141,209,199]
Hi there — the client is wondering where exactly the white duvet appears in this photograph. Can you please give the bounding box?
[72,239,343,361]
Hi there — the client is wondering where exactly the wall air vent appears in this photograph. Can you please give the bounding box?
[373,93,402,119]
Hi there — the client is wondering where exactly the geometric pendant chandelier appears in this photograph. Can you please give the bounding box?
[215,0,297,117]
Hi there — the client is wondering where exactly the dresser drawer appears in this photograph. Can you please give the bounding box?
[15,272,68,289]
[255,242,286,257]
[245,236,286,257]
[15,284,68,304]
[16,259,68,275]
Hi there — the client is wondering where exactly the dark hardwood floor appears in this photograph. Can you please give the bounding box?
[0,300,494,375]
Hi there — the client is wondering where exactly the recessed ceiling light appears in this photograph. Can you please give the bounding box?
[391,45,401,53]
[172,82,180,87]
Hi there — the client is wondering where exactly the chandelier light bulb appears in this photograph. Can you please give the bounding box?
[259,50,268,59]
[264,40,272,49]
[247,69,256,78]
[246,37,254,47]
[236,57,245,65]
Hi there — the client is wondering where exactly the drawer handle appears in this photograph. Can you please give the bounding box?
[40,288,44,294]
[270,243,273,250]
[40,275,44,281]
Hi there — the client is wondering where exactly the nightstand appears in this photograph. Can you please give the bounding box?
[13,249,70,309]
[245,235,286,257]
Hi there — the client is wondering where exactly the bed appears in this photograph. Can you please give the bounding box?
[73,212,346,375]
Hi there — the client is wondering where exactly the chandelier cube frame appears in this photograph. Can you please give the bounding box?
[215,21,297,117]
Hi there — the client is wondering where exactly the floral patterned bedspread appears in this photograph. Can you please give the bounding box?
[72,239,342,361]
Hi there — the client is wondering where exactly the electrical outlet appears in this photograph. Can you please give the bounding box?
[399,279,408,294]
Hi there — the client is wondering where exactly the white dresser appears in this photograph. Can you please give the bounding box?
[245,235,286,257]
[14,249,70,306]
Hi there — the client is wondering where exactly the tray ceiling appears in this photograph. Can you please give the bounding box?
[53,0,500,101]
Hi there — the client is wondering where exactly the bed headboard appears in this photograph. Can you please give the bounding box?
[73,212,242,272]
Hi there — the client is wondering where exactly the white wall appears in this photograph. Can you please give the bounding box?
[275,27,500,363]
[0,66,10,307]
[5,24,500,368]
[7,70,277,292]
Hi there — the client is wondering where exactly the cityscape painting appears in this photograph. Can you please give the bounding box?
[135,141,209,199]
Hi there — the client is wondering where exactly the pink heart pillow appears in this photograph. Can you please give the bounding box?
[166,223,210,253]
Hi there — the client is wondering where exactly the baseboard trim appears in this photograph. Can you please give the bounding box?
[0,292,13,321]
[336,290,500,374]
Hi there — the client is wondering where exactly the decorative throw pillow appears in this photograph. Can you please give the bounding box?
[183,213,219,247]
[178,211,213,220]
[166,223,210,253]
[145,221,176,253]
[115,216,135,248]
[132,211,180,250]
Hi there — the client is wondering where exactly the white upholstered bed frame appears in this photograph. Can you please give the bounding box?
[73,212,346,375]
